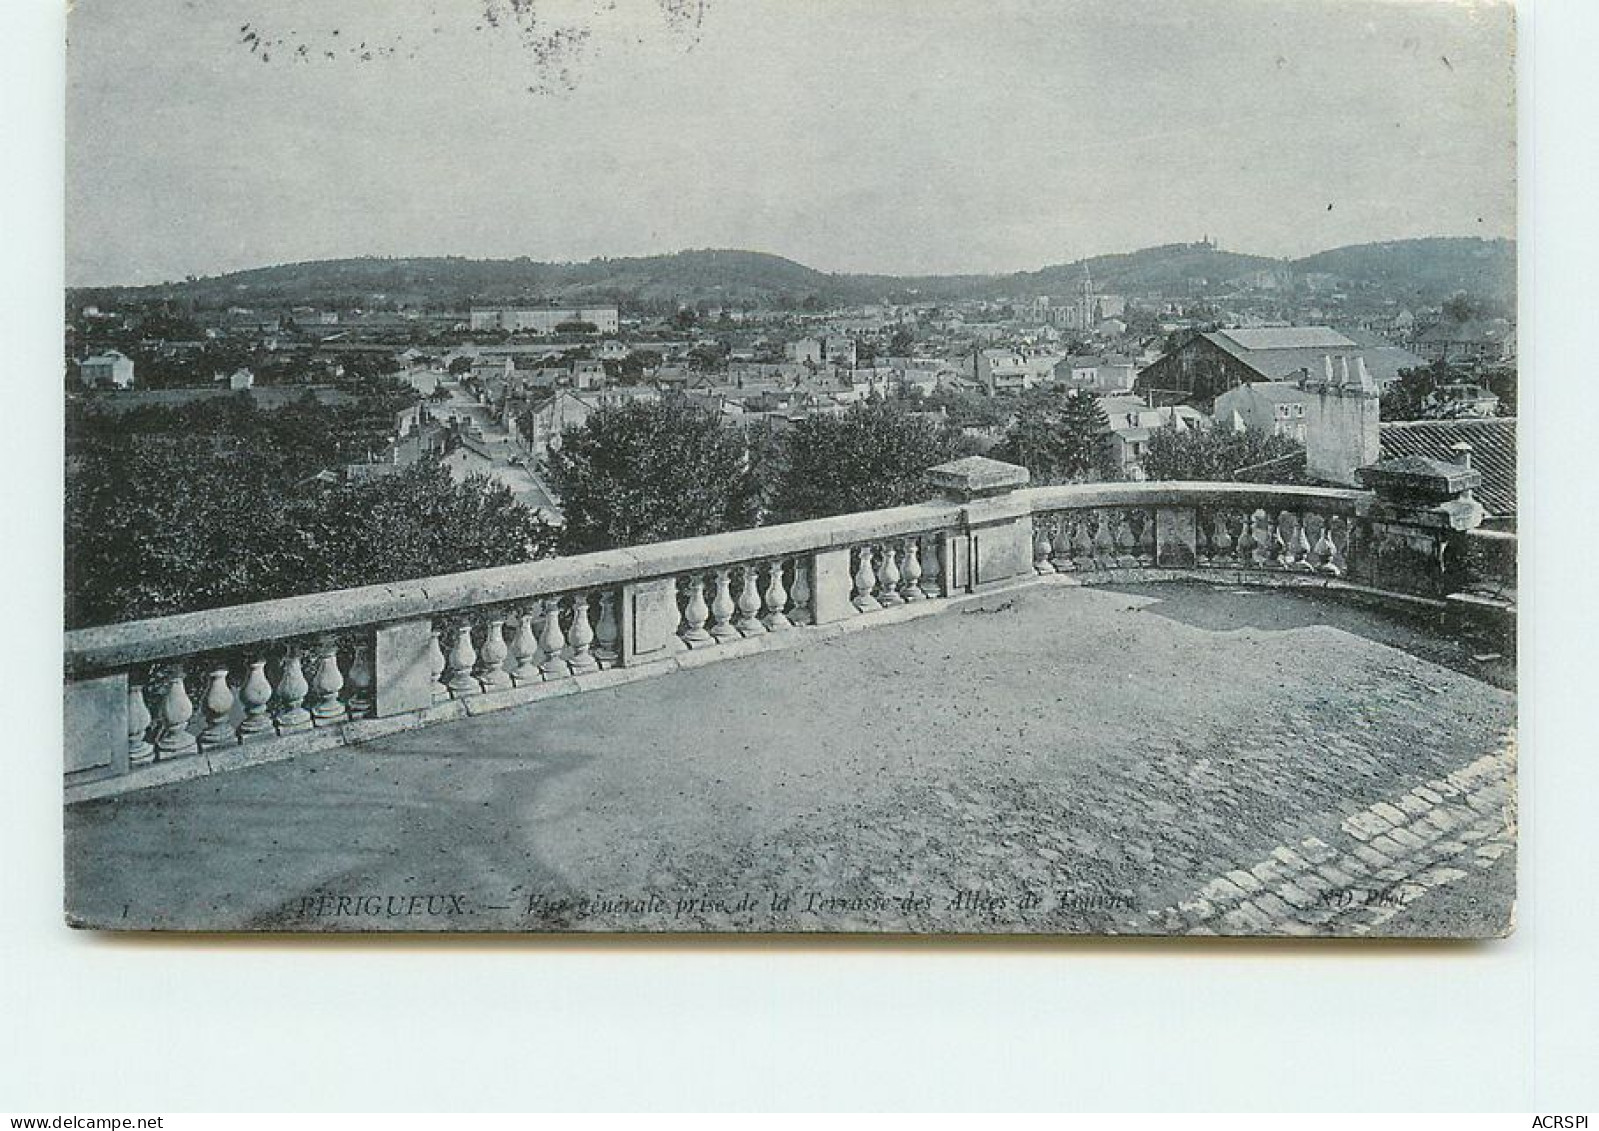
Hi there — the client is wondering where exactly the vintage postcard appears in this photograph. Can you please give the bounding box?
[62,0,1517,935]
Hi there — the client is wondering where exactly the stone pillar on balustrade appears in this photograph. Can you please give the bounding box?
[925,455,1032,592]
[1353,450,1484,599]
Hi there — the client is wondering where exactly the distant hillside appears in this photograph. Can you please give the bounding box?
[70,237,1515,314]
[1291,237,1515,310]
[1011,243,1278,296]
[77,250,852,312]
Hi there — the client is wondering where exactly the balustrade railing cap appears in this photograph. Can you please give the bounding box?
[1356,455,1481,502]
[926,455,1030,500]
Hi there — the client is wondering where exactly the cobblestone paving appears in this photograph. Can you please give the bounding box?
[1151,741,1516,937]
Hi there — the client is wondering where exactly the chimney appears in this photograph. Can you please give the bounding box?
[1303,354,1381,487]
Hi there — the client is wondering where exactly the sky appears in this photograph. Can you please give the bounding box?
[65,0,1517,285]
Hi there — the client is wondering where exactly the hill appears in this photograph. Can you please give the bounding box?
[1010,243,1279,296]
[69,237,1515,314]
[1291,237,1515,311]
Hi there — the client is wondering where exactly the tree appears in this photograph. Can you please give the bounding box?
[888,327,916,356]
[920,386,1009,430]
[545,400,763,553]
[991,389,1112,483]
[1382,364,1439,422]
[447,356,474,376]
[65,451,557,628]
[1141,423,1302,482]
[1060,389,1112,468]
[618,348,662,383]
[1442,291,1482,323]
[770,402,972,523]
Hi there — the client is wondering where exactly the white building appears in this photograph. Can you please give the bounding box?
[1213,382,1311,441]
[78,350,135,389]
[785,338,824,365]
[468,307,620,335]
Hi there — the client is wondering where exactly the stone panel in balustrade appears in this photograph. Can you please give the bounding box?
[621,576,685,665]
[1155,507,1199,567]
[373,619,442,717]
[64,671,127,776]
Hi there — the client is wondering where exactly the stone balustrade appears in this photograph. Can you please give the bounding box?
[63,454,1504,801]
[1025,483,1365,579]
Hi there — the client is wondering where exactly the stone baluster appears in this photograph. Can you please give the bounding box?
[197,666,236,751]
[509,608,543,685]
[1034,519,1056,575]
[900,539,924,602]
[155,665,197,757]
[345,642,375,715]
[1115,511,1139,567]
[593,590,620,666]
[1135,509,1156,565]
[1304,514,1327,573]
[919,534,943,598]
[763,560,795,628]
[1051,516,1075,572]
[680,573,713,647]
[1091,512,1116,567]
[1208,512,1233,566]
[1234,512,1255,566]
[1073,516,1096,565]
[538,596,571,677]
[477,619,513,692]
[128,677,154,765]
[708,568,740,642]
[878,542,904,606]
[1317,515,1348,576]
[445,624,480,697]
[427,628,451,703]
[274,647,313,733]
[1249,509,1273,568]
[1270,511,1291,568]
[1282,512,1310,571]
[789,558,814,624]
[237,659,275,741]
[568,592,600,674]
[310,638,348,725]
[852,545,881,612]
[734,565,767,634]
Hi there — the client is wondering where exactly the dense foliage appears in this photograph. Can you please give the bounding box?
[65,395,555,627]
[544,399,971,551]
[544,400,766,554]
[1141,424,1304,482]
[67,389,417,467]
[916,386,1011,429]
[990,389,1113,483]
[769,402,973,524]
[1382,361,1517,422]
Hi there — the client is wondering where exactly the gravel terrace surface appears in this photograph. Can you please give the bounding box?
[65,582,1517,937]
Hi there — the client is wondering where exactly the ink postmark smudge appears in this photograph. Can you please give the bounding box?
[235,0,710,94]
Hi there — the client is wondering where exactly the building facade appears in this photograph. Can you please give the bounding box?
[468,307,621,335]
[78,350,135,389]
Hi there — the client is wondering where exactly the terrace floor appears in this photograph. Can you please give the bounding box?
[65,582,1517,938]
